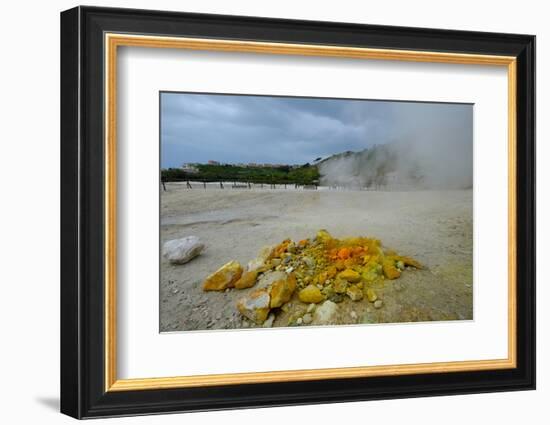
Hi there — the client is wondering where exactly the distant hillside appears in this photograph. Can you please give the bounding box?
[162,138,471,190]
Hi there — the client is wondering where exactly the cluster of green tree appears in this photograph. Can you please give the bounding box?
[161,163,320,185]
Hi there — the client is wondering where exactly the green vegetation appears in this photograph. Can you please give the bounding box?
[161,163,320,185]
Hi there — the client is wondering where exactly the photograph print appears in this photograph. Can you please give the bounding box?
[159,92,473,332]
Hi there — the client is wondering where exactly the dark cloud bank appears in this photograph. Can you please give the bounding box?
[161,92,472,189]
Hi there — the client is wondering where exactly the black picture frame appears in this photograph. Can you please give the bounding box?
[60,5,535,419]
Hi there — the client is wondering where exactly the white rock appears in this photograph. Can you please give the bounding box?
[302,313,313,324]
[351,311,358,320]
[247,258,264,272]
[163,236,204,265]
[237,290,270,324]
[307,303,316,314]
[247,245,274,271]
[262,313,276,328]
[302,256,315,268]
[313,300,338,325]
[255,270,288,290]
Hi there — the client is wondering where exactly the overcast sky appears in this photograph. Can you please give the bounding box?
[160,92,472,168]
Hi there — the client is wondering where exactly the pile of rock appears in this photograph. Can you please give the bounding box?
[236,271,296,324]
[200,229,421,326]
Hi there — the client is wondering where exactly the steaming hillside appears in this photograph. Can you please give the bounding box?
[318,141,473,190]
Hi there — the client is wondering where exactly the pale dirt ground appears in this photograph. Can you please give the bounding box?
[160,184,473,332]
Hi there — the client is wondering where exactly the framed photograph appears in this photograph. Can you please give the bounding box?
[60,6,535,419]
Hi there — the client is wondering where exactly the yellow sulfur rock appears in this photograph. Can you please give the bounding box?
[339,269,361,283]
[334,260,346,271]
[382,259,401,280]
[270,239,292,259]
[344,258,356,269]
[234,269,259,289]
[326,266,338,279]
[270,273,297,308]
[346,285,363,301]
[366,288,378,302]
[299,284,325,304]
[316,229,333,243]
[399,256,423,269]
[333,278,348,294]
[362,270,378,283]
[317,271,328,285]
[203,261,243,291]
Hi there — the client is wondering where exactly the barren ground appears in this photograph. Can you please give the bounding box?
[160,185,473,332]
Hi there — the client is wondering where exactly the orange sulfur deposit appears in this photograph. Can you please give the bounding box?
[202,229,422,325]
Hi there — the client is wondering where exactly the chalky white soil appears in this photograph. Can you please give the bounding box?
[160,185,473,332]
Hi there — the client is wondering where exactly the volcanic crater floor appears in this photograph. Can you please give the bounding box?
[160,186,473,332]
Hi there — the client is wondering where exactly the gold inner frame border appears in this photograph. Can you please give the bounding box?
[104,33,517,392]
